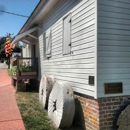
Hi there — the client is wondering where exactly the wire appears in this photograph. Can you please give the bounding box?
[0,9,29,18]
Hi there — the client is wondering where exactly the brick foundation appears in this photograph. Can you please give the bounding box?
[74,92,130,130]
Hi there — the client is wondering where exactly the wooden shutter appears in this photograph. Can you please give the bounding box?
[46,29,51,58]
[63,14,71,55]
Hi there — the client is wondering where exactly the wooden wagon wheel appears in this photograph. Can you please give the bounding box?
[39,75,55,109]
[48,81,75,128]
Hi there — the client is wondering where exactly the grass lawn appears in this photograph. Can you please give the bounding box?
[9,70,81,130]
[15,92,57,130]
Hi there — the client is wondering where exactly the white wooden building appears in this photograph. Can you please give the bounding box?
[11,0,130,129]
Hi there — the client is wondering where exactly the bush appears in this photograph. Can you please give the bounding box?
[19,65,37,72]
[11,66,17,72]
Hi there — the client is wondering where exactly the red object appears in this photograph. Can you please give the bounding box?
[6,54,8,57]
[5,45,8,49]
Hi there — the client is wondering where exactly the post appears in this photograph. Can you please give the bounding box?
[8,55,10,69]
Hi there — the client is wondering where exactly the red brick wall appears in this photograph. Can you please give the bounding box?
[74,93,130,130]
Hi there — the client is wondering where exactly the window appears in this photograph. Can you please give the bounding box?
[45,29,52,58]
[63,14,71,55]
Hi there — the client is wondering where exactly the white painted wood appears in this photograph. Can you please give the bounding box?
[72,0,95,18]
[72,36,95,47]
[27,34,38,40]
[71,24,95,38]
[12,26,38,43]
[48,81,75,128]
[97,0,130,98]
[72,30,95,43]
[63,14,71,55]
[38,0,96,97]
[22,39,30,44]
[95,0,98,99]
[45,29,52,58]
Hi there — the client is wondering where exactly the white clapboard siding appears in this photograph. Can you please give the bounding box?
[72,0,95,19]
[38,0,96,97]
[72,30,95,43]
[72,36,95,47]
[42,71,94,80]
[43,58,94,65]
[98,63,130,68]
[98,40,130,46]
[97,0,130,98]
[44,63,95,69]
[71,24,95,39]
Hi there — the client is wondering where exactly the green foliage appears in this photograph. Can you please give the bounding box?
[11,66,17,72]
[7,69,12,76]
[0,37,6,58]
[13,45,22,53]
[19,65,37,72]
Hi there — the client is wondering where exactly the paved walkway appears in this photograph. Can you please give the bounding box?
[0,64,25,130]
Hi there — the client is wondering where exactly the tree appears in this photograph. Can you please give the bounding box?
[0,37,6,59]
[13,43,22,53]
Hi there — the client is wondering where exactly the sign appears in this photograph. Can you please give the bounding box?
[104,82,123,94]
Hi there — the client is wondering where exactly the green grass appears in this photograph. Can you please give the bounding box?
[15,92,57,130]
[7,69,12,76]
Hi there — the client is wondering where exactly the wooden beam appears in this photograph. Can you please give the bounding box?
[12,26,38,43]
[28,34,38,40]
[22,39,30,44]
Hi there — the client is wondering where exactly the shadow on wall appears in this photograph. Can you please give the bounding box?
[60,97,85,130]
[113,100,130,130]
[73,98,86,130]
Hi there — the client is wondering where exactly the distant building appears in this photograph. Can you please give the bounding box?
[11,52,21,58]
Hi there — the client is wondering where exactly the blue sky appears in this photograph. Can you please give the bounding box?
[0,0,40,38]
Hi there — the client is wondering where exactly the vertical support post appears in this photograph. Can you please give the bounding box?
[8,55,10,69]
[17,58,19,75]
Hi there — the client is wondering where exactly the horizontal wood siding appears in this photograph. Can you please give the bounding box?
[97,0,130,97]
[38,0,96,97]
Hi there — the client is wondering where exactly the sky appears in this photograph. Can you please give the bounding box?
[0,0,40,38]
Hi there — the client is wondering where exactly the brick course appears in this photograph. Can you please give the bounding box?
[0,69,25,130]
[74,92,130,130]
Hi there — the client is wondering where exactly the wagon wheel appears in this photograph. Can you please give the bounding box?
[39,75,55,109]
[48,81,75,128]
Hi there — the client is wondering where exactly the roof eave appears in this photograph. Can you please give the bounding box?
[19,0,60,34]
